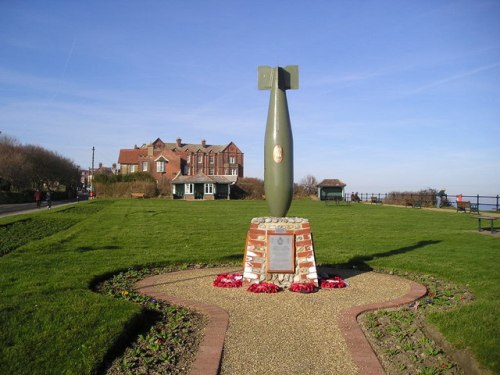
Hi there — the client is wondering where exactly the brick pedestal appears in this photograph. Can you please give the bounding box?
[242,217,318,287]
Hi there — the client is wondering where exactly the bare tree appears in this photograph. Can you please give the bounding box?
[0,135,79,191]
[299,175,318,196]
[0,136,31,190]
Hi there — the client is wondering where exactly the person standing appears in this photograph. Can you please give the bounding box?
[46,190,52,209]
[34,190,42,208]
[436,189,447,208]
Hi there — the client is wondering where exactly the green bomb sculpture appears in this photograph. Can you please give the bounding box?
[241,65,318,289]
[259,65,298,217]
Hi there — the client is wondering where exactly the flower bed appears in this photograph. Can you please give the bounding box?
[95,265,206,374]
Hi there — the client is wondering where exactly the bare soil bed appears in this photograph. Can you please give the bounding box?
[359,271,475,375]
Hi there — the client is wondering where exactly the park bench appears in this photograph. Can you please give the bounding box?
[324,195,350,206]
[371,196,383,205]
[477,216,497,234]
[131,193,146,199]
[457,201,479,214]
[405,199,421,208]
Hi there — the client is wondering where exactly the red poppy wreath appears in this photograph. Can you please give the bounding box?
[247,282,281,293]
[289,282,316,293]
[320,276,346,289]
[213,273,243,288]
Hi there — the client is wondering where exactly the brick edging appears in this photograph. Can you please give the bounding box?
[338,279,427,375]
[135,275,229,375]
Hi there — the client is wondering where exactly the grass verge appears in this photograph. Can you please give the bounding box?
[0,199,498,374]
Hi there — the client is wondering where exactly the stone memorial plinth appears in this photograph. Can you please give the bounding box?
[242,217,319,287]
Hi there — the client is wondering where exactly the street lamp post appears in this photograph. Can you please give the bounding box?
[91,146,95,196]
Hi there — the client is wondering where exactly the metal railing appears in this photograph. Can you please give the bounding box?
[348,193,500,212]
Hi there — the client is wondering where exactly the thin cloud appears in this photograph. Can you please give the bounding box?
[50,37,77,102]
[404,63,500,96]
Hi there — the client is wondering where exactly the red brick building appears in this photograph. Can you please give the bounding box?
[118,138,244,199]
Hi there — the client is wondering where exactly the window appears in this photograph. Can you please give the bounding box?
[229,156,235,164]
[156,160,166,173]
[130,165,137,173]
[185,184,194,194]
[142,162,148,172]
[204,183,214,194]
[198,155,203,163]
[209,155,214,164]
[231,168,238,175]
[187,155,191,163]
[209,168,214,175]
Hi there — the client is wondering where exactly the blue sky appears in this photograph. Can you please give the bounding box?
[1,1,499,195]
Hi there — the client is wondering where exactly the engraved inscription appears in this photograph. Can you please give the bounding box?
[268,234,294,273]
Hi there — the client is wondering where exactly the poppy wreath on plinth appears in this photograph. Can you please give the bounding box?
[289,282,316,293]
[247,282,281,293]
[320,276,346,289]
[213,273,243,288]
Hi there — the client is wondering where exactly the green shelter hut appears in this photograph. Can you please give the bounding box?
[171,172,236,200]
[317,179,346,201]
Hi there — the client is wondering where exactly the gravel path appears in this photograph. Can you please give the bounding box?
[151,267,414,375]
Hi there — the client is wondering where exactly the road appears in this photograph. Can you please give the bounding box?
[0,200,79,218]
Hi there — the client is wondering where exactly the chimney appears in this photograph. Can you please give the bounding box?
[176,138,182,147]
[201,139,206,148]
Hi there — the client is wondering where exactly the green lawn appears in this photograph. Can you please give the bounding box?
[0,199,498,374]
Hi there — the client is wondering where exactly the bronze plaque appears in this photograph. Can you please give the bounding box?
[267,234,295,273]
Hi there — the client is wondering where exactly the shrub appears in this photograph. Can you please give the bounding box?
[0,177,11,192]
[95,181,157,198]
[156,178,172,198]
[0,190,34,204]
[94,172,159,198]
[232,177,264,199]
[384,189,439,207]
[93,172,155,184]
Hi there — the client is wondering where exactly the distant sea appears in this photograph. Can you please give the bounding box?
[448,194,499,212]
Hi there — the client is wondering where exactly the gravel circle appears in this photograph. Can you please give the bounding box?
[153,267,413,375]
